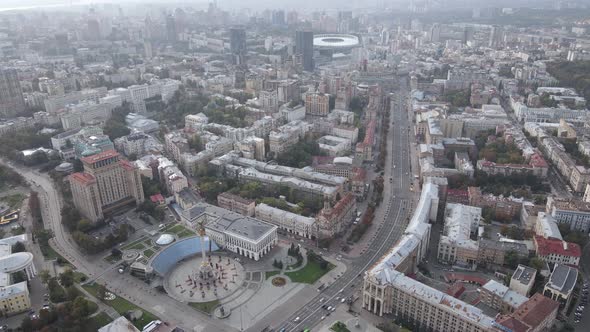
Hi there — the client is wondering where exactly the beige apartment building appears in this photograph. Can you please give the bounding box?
[70,150,144,222]
[305,92,330,116]
[217,192,256,217]
[0,281,31,316]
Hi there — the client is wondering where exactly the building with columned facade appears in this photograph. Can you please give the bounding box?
[180,202,278,261]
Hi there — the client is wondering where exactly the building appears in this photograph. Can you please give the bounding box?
[295,30,314,71]
[69,150,144,222]
[317,135,351,156]
[479,280,528,313]
[305,92,330,117]
[355,120,375,161]
[268,120,312,154]
[495,293,559,332]
[317,193,356,238]
[230,27,246,54]
[180,202,277,261]
[0,235,35,316]
[543,264,578,312]
[236,136,265,161]
[534,212,562,240]
[259,90,279,112]
[0,281,30,316]
[468,187,523,221]
[364,268,496,331]
[533,236,580,267]
[217,192,255,217]
[509,265,537,296]
[0,68,25,117]
[477,238,528,267]
[546,196,590,233]
[437,204,482,269]
[98,316,140,332]
[255,203,316,239]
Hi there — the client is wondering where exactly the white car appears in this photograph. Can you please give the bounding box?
[331,307,336,312]
[341,298,346,303]
[321,316,326,320]
[294,317,300,323]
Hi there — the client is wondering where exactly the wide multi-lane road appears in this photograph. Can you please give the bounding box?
[276,82,415,332]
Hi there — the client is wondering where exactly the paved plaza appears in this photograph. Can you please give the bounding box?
[165,254,246,303]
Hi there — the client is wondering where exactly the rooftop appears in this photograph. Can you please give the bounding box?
[534,236,581,258]
[69,172,96,185]
[481,280,528,309]
[545,264,578,295]
[80,149,120,164]
[511,265,536,286]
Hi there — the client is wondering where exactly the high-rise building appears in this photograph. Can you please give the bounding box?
[166,15,177,42]
[87,19,101,40]
[295,30,314,72]
[69,150,144,222]
[430,23,441,43]
[271,10,285,26]
[230,27,246,54]
[489,25,504,48]
[0,68,25,117]
[305,92,330,116]
[230,26,247,65]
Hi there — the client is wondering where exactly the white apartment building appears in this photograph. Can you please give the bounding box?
[269,120,312,154]
[437,203,481,269]
[255,203,316,239]
[317,135,351,157]
[180,202,278,261]
[509,264,536,296]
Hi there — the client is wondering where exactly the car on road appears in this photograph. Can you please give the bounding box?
[294,317,300,323]
[326,306,332,311]
[321,315,326,320]
[330,307,336,311]
[341,298,346,303]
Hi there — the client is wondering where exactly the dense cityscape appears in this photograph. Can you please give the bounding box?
[0,0,590,331]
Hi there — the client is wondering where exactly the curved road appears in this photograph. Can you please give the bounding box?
[0,161,236,331]
[275,83,415,331]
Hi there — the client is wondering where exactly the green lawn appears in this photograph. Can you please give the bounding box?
[166,224,185,234]
[178,229,195,238]
[189,300,220,314]
[266,270,280,279]
[143,249,155,258]
[73,271,88,283]
[285,260,334,284]
[89,312,112,329]
[0,193,25,209]
[83,283,159,329]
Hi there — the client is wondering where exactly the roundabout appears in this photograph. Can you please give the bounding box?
[165,254,246,303]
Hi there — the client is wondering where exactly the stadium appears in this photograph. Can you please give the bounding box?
[313,34,360,52]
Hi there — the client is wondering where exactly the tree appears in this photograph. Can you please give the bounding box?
[11,241,26,253]
[189,135,204,152]
[39,270,51,285]
[59,269,75,288]
[96,283,107,301]
[504,250,519,269]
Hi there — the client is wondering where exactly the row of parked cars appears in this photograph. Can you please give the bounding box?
[574,282,589,324]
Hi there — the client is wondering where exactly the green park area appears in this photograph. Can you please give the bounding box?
[285,259,334,284]
[83,283,159,329]
[189,300,220,314]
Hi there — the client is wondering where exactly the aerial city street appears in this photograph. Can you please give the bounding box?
[0,0,590,331]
